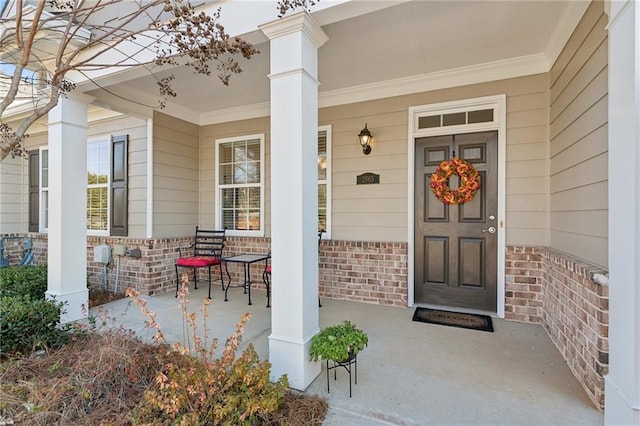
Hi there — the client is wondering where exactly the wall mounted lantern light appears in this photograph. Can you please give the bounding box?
[358,123,372,155]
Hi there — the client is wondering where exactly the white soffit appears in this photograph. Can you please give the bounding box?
[66,0,590,126]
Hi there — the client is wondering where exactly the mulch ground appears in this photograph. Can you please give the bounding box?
[88,287,126,308]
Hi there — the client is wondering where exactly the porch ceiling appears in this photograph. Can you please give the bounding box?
[89,0,588,124]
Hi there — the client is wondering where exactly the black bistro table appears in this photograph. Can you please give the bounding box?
[222,253,270,306]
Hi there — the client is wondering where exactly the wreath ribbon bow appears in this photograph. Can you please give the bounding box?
[429,157,480,205]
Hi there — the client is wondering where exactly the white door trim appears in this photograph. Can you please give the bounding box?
[407,94,507,317]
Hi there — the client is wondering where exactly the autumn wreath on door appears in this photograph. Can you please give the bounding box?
[430,157,480,205]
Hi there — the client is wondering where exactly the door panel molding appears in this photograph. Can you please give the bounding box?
[459,170,486,223]
[408,94,506,317]
[458,237,485,288]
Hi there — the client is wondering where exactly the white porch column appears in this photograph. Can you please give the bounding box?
[260,13,328,390]
[46,93,93,323]
[605,1,640,423]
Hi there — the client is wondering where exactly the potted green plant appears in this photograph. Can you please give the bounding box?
[309,320,368,363]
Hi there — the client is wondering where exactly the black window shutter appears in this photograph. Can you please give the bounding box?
[28,150,40,232]
[110,135,128,236]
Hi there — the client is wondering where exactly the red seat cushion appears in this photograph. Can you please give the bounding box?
[176,257,220,267]
[266,265,272,274]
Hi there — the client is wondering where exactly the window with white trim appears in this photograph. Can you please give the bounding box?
[215,134,265,236]
[39,148,49,231]
[31,134,128,236]
[86,137,110,234]
[318,125,332,237]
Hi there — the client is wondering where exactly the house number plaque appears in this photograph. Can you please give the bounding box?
[356,172,380,185]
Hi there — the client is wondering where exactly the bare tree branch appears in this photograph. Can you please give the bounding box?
[0,0,314,162]
[0,0,262,162]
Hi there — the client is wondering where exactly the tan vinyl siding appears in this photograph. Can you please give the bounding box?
[320,73,549,244]
[200,117,271,234]
[549,0,607,268]
[153,111,199,237]
[0,155,26,233]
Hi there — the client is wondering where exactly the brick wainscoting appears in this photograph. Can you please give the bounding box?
[217,237,409,307]
[5,234,605,408]
[505,246,545,322]
[319,240,408,307]
[506,246,609,409]
[12,234,408,307]
[6,234,194,296]
[85,236,195,295]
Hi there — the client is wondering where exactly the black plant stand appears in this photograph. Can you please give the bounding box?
[326,353,358,397]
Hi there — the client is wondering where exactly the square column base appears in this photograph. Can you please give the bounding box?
[605,375,640,425]
[269,334,321,390]
[46,289,89,324]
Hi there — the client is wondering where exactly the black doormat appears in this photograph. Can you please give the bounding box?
[412,307,494,332]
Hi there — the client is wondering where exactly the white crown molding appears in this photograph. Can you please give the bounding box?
[318,53,550,109]
[200,102,270,126]
[198,53,549,125]
[545,1,591,68]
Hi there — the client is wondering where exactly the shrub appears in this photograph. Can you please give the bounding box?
[0,265,48,299]
[0,295,69,356]
[135,340,289,425]
[129,278,289,425]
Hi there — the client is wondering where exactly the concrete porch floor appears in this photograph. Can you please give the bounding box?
[92,285,603,425]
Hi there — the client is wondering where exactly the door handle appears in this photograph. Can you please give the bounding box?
[481,226,496,234]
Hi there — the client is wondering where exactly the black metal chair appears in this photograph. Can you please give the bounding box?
[175,227,225,299]
[264,230,324,307]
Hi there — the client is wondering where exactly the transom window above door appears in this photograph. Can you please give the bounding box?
[416,108,495,131]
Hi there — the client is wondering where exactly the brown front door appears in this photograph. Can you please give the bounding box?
[414,131,498,312]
